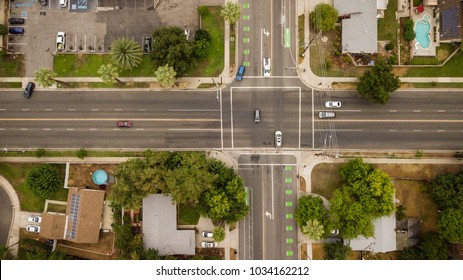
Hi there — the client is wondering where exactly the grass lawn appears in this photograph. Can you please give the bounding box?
[0,54,24,77]
[403,82,463,88]
[0,163,68,212]
[298,15,305,59]
[185,6,224,77]
[0,150,145,158]
[378,0,398,42]
[178,203,200,225]
[310,163,343,200]
[404,52,463,77]
[0,82,22,88]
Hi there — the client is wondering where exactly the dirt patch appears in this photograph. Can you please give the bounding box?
[299,176,306,193]
[195,247,224,260]
[57,232,117,260]
[68,164,118,196]
[311,242,324,260]
[311,163,343,200]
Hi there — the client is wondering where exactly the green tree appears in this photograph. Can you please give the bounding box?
[35,148,46,158]
[295,195,329,233]
[98,63,121,84]
[357,58,400,104]
[438,208,463,243]
[75,148,88,159]
[199,188,231,223]
[143,248,163,260]
[110,37,142,71]
[155,64,177,88]
[400,232,448,260]
[427,172,463,210]
[220,2,241,24]
[151,26,194,77]
[0,24,7,36]
[323,241,352,260]
[404,19,416,41]
[310,3,339,31]
[0,245,12,260]
[213,226,226,242]
[399,246,424,260]
[113,222,134,260]
[194,29,211,58]
[302,220,325,240]
[33,68,57,88]
[25,164,60,199]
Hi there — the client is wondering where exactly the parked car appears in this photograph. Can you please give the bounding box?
[236,65,245,81]
[325,101,342,108]
[275,131,282,147]
[184,29,190,40]
[26,225,40,233]
[8,18,25,25]
[318,111,336,119]
[117,121,132,128]
[201,231,213,238]
[23,82,35,98]
[60,0,67,8]
[143,37,152,53]
[28,215,42,223]
[40,0,48,6]
[201,241,217,248]
[8,27,24,35]
[263,57,271,77]
[254,109,261,123]
[331,229,340,235]
[56,32,66,51]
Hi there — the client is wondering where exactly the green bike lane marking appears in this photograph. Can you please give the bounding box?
[243,37,250,43]
[285,178,292,183]
[243,61,250,66]
[286,213,292,219]
[243,26,250,32]
[285,189,292,195]
[285,166,292,171]
[243,3,250,9]
[243,15,250,20]
[286,251,293,256]
[243,50,249,55]
[284,28,290,47]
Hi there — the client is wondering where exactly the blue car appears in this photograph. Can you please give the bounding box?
[9,27,24,35]
[236,65,245,81]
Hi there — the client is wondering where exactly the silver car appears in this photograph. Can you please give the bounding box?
[201,241,217,248]
[325,101,341,108]
[26,225,40,233]
[318,111,336,119]
[275,131,282,147]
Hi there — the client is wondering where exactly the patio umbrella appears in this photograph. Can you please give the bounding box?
[417,4,424,13]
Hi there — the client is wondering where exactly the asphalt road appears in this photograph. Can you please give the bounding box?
[238,154,298,260]
[0,186,13,246]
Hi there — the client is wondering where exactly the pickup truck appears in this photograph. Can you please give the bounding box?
[56,32,66,51]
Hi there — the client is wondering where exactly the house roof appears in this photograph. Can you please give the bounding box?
[334,0,378,53]
[39,187,105,243]
[65,187,105,243]
[346,214,397,253]
[439,0,463,41]
[40,213,66,240]
[142,194,195,256]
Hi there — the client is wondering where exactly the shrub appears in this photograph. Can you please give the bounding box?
[342,55,351,64]
[404,19,416,41]
[75,148,88,159]
[385,42,394,51]
[326,59,332,70]
[35,148,46,158]
[213,226,226,242]
[198,6,209,16]
[0,24,7,36]
[387,55,398,65]
[25,164,61,199]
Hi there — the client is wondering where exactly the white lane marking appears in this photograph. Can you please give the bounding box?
[43,128,51,131]
[389,130,397,132]
[114,109,122,111]
[312,89,314,149]
[90,128,98,131]
[271,165,274,220]
[113,128,120,130]
[45,109,53,111]
[298,87,301,149]
[0,128,4,130]
[437,110,445,112]
[168,128,221,131]
[0,118,220,122]
[231,89,234,148]
[136,128,144,131]
[20,128,28,130]
[413,110,421,112]
[437,130,446,132]
[66,128,74,131]
[137,109,146,111]
[21,109,29,111]
[0,109,6,111]
[315,129,362,132]
[413,130,421,132]
[389,110,397,112]
[91,109,99,111]
[169,109,220,112]
[68,109,76,111]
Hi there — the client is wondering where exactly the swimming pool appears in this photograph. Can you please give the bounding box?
[415,15,431,49]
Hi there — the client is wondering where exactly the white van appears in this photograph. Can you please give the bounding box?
[318,111,336,119]
[60,0,67,8]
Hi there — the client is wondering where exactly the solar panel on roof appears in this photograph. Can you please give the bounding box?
[441,7,458,38]
[66,193,80,239]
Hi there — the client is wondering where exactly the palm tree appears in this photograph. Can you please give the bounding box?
[110,37,142,71]
[220,2,241,24]
[33,68,57,88]
[155,64,176,88]
[302,219,325,240]
[98,63,122,84]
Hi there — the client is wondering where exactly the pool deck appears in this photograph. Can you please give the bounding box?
[411,7,436,57]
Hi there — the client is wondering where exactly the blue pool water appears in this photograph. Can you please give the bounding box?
[92,170,108,185]
[415,16,431,49]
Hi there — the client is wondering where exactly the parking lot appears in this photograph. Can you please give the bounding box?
[5,0,217,76]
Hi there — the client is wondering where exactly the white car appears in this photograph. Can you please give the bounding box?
[325,101,341,108]
[56,32,66,51]
[201,231,213,238]
[59,0,67,8]
[331,229,340,235]
[26,225,40,233]
[275,131,282,147]
[201,241,217,248]
[27,215,42,223]
[263,57,271,77]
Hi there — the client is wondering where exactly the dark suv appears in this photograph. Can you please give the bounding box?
[23,82,35,98]
[8,18,25,25]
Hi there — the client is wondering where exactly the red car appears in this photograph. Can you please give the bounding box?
[117,121,132,128]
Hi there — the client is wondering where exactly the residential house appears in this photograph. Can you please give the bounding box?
[438,0,463,43]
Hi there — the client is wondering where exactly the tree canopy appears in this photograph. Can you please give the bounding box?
[220,2,241,24]
[151,26,194,77]
[438,208,463,243]
[427,172,463,210]
[310,3,339,32]
[357,58,400,104]
[399,232,448,260]
[34,68,56,88]
[25,164,61,199]
[330,158,395,239]
[323,241,352,260]
[295,195,330,239]
[155,64,177,88]
[110,37,142,70]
